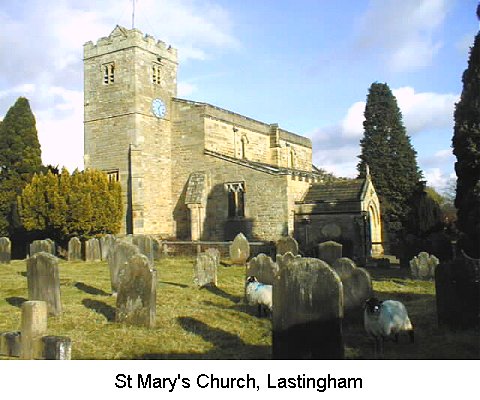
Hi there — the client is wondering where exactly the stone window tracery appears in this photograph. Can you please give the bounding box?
[225,182,245,218]
[152,63,162,85]
[103,62,115,84]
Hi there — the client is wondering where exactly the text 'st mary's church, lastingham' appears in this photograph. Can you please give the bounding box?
[83,26,383,261]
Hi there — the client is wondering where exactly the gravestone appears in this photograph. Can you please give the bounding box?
[229,233,250,264]
[435,251,480,330]
[152,238,162,261]
[108,241,140,294]
[276,252,302,271]
[332,258,372,313]
[205,248,220,267]
[20,301,48,359]
[317,241,343,266]
[410,251,439,280]
[26,252,62,316]
[84,238,101,262]
[132,235,154,266]
[246,253,279,285]
[276,236,299,256]
[0,237,11,264]
[273,257,344,359]
[116,254,157,328]
[30,239,55,257]
[67,237,82,262]
[193,252,217,288]
[100,234,116,261]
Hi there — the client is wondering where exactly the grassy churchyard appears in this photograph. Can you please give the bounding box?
[0,255,478,360]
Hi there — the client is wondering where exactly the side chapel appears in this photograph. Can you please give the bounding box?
[83,26,383,261]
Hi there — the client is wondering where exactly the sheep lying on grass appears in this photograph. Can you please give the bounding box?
[364,297,414,358]
[245,276,272,317]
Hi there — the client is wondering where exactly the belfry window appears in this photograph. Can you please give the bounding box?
[152,63,161,85]
[225,182,245,218]
[106,169,119,183]
[103,62,115,84]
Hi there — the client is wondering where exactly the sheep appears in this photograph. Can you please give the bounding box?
[363,297,414,358]
[245,276,272,317]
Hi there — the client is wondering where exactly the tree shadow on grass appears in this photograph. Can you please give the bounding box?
[5,297,27,308]
[137,317,270,360]
[82,299,116,322]
[203,286,242,304]
[159,281,189,289]
[75,282,109,296]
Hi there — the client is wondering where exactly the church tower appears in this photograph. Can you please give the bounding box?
[84,26,178,235]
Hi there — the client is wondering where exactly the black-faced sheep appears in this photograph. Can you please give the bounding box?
[364,297,414,357]
[245,276,272,317]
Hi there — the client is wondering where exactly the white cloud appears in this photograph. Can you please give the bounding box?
[355,0,450,71]
[423,168,456,191]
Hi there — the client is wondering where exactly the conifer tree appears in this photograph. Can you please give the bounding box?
[357,82,422,231]
[452,30,480,258]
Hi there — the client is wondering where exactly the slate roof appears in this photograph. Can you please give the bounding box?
[300,179,366,204]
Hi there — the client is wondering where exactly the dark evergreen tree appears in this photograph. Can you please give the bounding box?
[357,82,422,232]
[452,31,480,258]
[0,97,43,236]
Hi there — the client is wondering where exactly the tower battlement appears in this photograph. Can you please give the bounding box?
[83,25,177,62]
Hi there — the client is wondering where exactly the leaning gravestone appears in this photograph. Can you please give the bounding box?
[193,252,217,288]
[0,237,11,264]
[26,252,62,316]
[246,253,279,285]
[229,233,250,264]
[317,241,343,266]
[100,234,116,261]
[132,235,154,266]
[84,238,101,262]
[116,254,157,328]
[276,236,299,256]
[30,239,55,257]
[273,257,344,359]
[67,237,82,262]
[332,258,372,313]
[108,241,140,294]
[410,251,439,280]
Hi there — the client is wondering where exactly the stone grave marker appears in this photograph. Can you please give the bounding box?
[193,252,217,288]
[317,241,343,266]
[100,234,116,261]
[67,237,82,262]
[276,236,299,256]
[116,254,157,328]
[276,252,302,271]
[273,257,344,359]
[332,257,372,313]
[205,248,220,267]
[410,251,439,280]
[30,239,55,257]
[229,233,250,264]
[0,236,11,264]
[26,252,62,316]
[133,234,154,266]
[246,253,279,285]
[84,238,101,262]
[108,241,140,294]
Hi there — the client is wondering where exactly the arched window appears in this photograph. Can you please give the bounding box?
[240,135,249,159]
[225,182,245,218]
[288,147,296,169]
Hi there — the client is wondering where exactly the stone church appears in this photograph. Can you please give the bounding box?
[84,26,383,260]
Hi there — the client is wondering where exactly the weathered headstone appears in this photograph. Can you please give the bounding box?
[229,233,250,264]
[435,251,480,330]
[20,301,48,359]
[116,254,157,328]
[276,252,302,271]
[67,237,82,262]
[246,253,279,285]
[108,241,140,294]
[84,238,101,262]
[317,241,343,266]
[0,331,21,357]
[273,257,344,359]
[193,252,217,288]
[132,235,154,266]
[152,237,162,261]
[42,336,72,360]
[26,252,62,316]
[276,236,299,256]
[410,251,439,280]
[332,258,372,313]
[205,248,220,267]
[0,236,11,264]
[29,239,55,257]
[100,234,116,261]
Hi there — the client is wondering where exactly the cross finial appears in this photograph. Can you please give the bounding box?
[365,163,370,178]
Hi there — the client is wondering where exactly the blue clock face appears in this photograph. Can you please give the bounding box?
[152,98,166,118]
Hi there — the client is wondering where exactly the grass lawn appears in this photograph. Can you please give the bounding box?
[0,256,478,359]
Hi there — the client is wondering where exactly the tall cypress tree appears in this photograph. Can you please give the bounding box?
[357,82,422,231]
[0,97,43,236]
[452,30,480,258]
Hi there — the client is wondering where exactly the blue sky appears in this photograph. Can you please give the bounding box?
[0,0,477,191]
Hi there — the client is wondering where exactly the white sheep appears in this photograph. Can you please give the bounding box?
[364,297,414,357]
[245,276,272,317]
